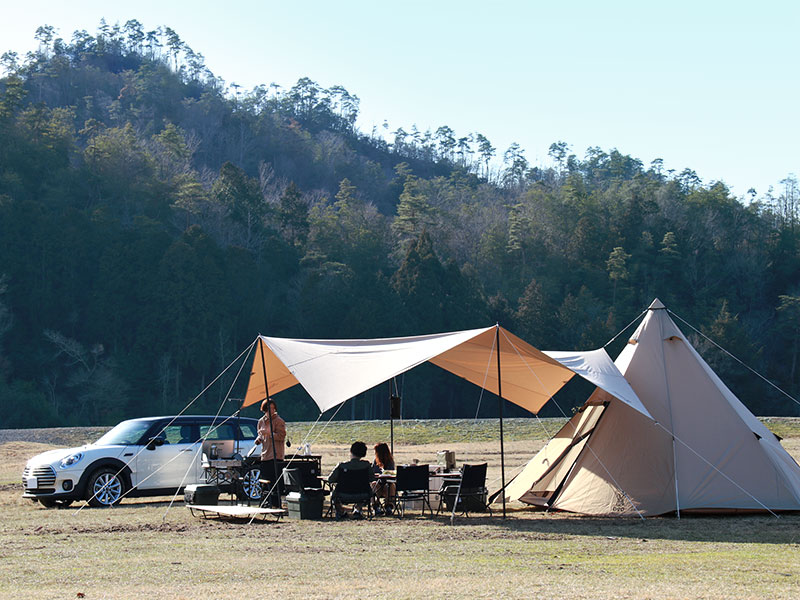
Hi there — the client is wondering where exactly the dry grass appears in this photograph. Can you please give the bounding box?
[1,419,799,599]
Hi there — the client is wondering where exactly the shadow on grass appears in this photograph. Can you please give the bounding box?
[121,498,800,545]
[68,498,209,511]
[453,506,800,544]
[60,496,800,545]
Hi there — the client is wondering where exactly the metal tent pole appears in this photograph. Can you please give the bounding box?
[389,381,394,456]
[655,311,680,518]
[496,325,507,519]
[258,338,280,503]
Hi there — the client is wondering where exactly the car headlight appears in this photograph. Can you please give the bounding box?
[59,453,83,469]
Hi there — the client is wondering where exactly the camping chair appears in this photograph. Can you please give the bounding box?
[437,463,492,518]
[392,464,433,518]
[283,468,328,499]
[328,466,374,519]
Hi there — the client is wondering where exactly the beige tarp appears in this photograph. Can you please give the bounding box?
[242,325,649,417]
[506,299,800,515]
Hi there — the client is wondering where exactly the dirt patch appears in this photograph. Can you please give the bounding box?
[0,427,108,446]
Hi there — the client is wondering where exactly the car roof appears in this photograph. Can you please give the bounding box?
[120,415,258,425]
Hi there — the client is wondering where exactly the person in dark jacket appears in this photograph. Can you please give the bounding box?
[329,441,374,518]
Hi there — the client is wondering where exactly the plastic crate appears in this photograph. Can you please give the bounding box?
[286,492,324,519]
[184,484,220,505]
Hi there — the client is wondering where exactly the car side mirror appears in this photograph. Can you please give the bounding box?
[146,437,165,450]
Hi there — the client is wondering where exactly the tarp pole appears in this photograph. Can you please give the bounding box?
[496,325,507,519]
[389,380,394,456]
[259,338,280,501]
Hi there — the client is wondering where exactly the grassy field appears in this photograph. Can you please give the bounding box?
[1,418,799,599]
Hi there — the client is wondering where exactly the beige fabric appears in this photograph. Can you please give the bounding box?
[505,402,606,505]
[507,299,800,515]
[429,327,571,414]
[243,326,647,417]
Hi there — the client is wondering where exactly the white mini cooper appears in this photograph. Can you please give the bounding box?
[22,415,259,507]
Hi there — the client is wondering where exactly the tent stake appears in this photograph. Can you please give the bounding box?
[496,325,507,519]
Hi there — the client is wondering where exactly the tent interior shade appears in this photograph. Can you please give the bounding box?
[243,325,649,419]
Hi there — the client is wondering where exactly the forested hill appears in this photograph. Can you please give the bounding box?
[1,23,799,428]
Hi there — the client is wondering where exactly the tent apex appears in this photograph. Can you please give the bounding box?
[648,298,666,310]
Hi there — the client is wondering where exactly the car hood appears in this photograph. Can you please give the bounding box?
[26,444,128,468]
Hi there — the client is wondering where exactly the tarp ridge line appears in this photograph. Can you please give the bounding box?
[472,327,497,423]
[73,338,258,515]
[654,422,779,518]
[603,309,648,348]
[668,310,800,408]
[498,328,567,443]
[247,404,345,525]
[499,329,645,518]
[163,340,256,520]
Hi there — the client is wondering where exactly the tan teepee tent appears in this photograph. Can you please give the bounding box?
[504,299,800,516]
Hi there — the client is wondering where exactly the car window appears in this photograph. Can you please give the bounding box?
[200,423,237,440]
[239,423,257,440]
[95,420,153,446]
[162,424,199,444]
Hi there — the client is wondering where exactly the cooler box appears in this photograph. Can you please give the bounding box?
[184,483,220,505]
[286,491,324,519]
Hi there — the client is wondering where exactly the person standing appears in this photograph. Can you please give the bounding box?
[255,399,286,507]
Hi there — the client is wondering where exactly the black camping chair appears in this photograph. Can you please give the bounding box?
[283,467,328,498]
[328,466,374,519]
[392,464,433,518]
[437,463,492,518]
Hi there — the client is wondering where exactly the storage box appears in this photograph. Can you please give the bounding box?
[436,450,456,471]
[184,483,220,505]
[286,492,324,519]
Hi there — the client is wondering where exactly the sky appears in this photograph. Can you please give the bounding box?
[2,1,798,198]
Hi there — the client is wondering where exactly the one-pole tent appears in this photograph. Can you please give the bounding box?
[504,299,800,516]
[241,325,651,516]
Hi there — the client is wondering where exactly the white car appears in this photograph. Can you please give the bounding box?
[22,415,259,507]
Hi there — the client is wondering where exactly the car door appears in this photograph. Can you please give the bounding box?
[135,423,202,489]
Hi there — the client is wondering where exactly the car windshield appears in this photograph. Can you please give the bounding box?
[95,420,154,446]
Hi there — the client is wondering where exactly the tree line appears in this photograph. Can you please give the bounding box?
[1,23,799,428]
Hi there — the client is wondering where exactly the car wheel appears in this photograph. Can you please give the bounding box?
[86,467,125,507]
[237,466,262,501]
[38,498,73,509]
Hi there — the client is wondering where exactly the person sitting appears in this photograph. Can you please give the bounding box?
[328,441,374,519]
[371,442,396,516]
[178,425,195,444]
